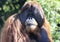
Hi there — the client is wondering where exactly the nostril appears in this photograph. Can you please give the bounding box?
[28,17,33,19]
[31,17,32,19]
[29,17,30,19]
[30,17,31,19]
[29,17,31,19]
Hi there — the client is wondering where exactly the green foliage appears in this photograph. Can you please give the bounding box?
[36,0,60,42]
[0,0,27,29]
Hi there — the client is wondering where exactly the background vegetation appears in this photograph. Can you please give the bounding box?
[0,0,60,42]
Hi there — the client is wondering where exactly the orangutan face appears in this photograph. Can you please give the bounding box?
[25,17,38,32]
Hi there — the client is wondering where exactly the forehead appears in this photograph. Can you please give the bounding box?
[21,1,44,18]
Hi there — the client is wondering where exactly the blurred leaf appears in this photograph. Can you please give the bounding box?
[3,5,10,12]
